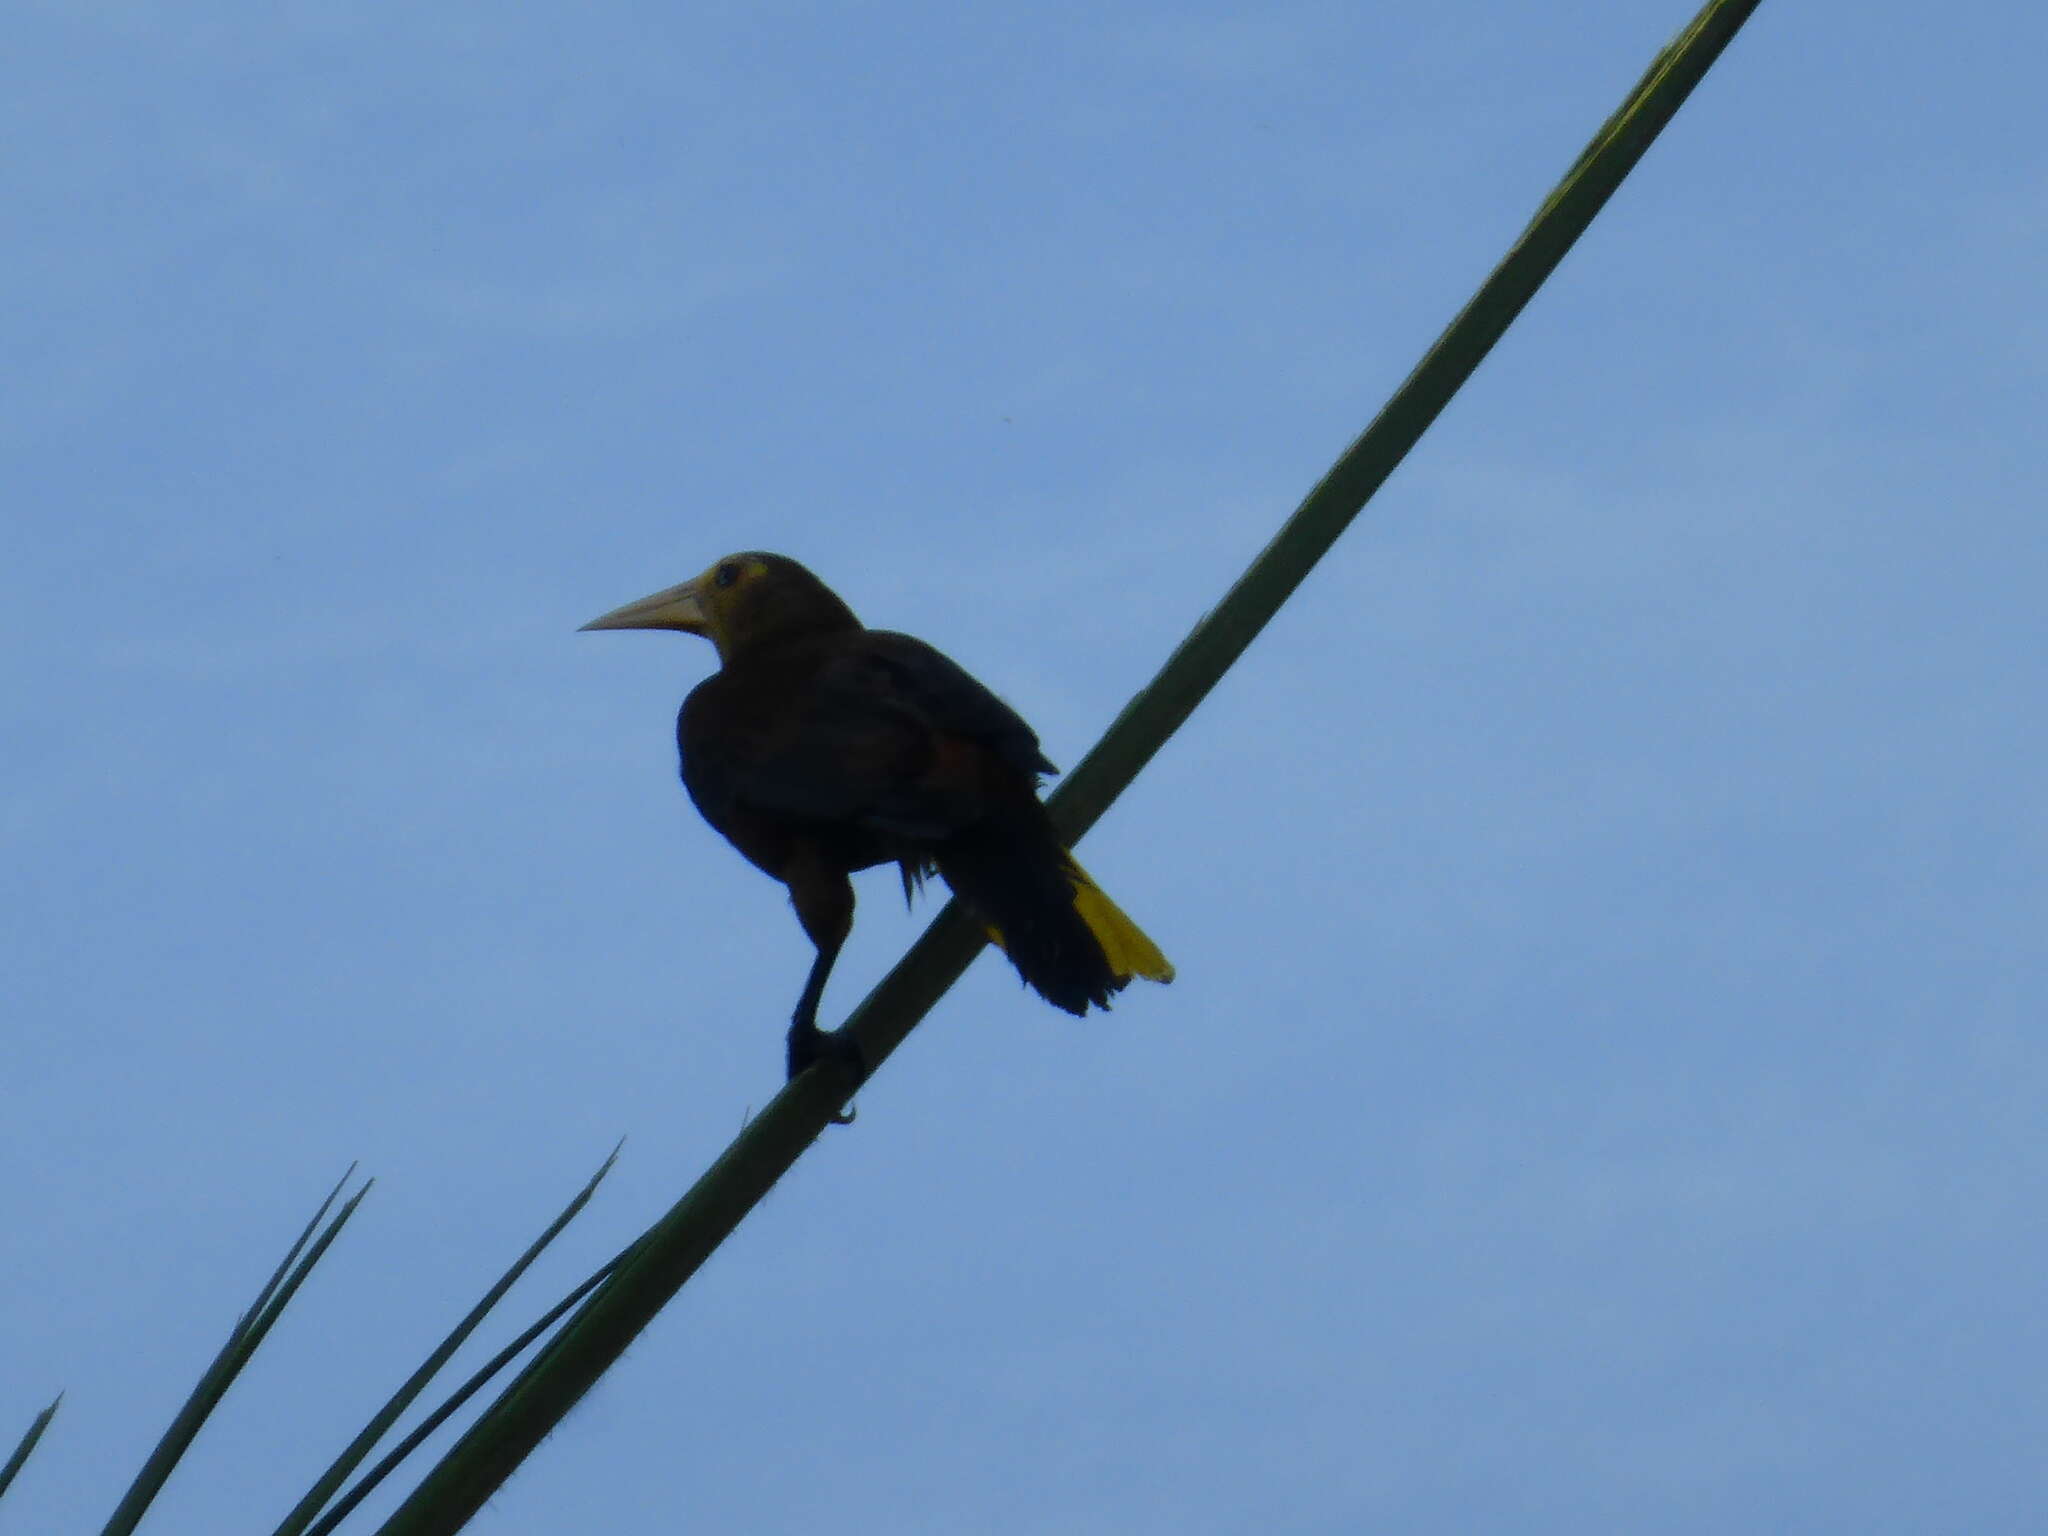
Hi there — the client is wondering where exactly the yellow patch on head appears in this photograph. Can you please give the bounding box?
[689,554,777,657]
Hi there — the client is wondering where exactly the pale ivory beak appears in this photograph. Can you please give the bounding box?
[579,579,709,634]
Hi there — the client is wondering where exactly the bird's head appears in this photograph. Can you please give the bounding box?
[580,552,860,664]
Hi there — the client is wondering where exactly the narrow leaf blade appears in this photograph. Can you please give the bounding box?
[0,1394,63,1505]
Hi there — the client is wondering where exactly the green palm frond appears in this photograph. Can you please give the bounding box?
[10,1151,616,1535]
[0,1394,62,1507]
[99,1167,371,1536]
[274,1145,622,1536]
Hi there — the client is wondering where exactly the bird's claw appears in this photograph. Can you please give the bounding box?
[787,1018,867,1126]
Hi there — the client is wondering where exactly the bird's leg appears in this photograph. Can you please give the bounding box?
[787,944,866,1070]
[787,946,867,1125]
[784,856,867,1122]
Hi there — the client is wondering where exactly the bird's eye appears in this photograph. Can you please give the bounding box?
[714,561,740,590]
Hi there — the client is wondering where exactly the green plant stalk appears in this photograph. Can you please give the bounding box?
[272,1147,621,1536]
[300,1249,626,1536]
[0,1395,62,1505]
[101,1170,371,1536]
[376,2,1766,1529]
[296,1253,614,1536]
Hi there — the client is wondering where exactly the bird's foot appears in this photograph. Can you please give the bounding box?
[787,1018,867,1125]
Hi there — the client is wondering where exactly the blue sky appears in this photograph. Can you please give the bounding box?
[6,1,2045,1531]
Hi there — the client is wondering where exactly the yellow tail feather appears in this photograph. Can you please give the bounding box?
[1065,856,1174,985]
[977,856,1174,987]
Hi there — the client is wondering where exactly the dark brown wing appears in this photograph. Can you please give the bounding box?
[678,629,1054,862]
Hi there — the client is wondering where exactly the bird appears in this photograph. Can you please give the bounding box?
[581,552,1172,1100]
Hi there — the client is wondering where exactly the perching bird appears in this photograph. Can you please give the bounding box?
[581,552,1172,1093]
